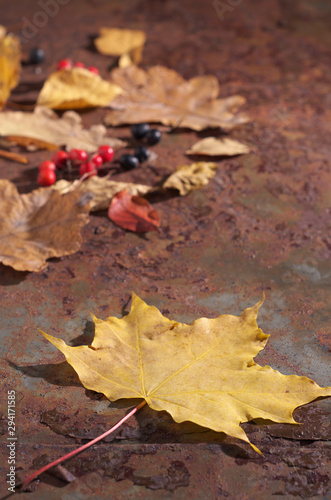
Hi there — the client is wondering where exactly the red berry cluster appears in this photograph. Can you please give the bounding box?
[37,145,114,187]
[56,59,99,74]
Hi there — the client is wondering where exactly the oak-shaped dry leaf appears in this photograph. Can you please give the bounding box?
[105,65,249,131]
[186,137,250,156]
[0,29,21,109]
[163,162,218,195]
[95,27,146,67]
[53,176,153,212]
[42,293,331,453]
[37,67,123,110]
[0,106,125,152]
[0,180,90,272]
[108,190,160,232]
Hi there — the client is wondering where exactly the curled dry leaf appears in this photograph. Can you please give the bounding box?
[0,28,21,109]
[186,137,250,156]
[105,65,249,131]
[37,67,123,110]
[6,135,58,151]
[0,180,90,272]
[163,162,218,195]
[108,190,160,232]
[0,106,125,152]
[95,27,146,67]
[42,293,331,453]
[53,176,153,212]
[0,148,27,163]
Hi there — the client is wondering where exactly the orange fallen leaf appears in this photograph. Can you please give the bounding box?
[0,180,90,272]
[95,27,146,67]
[108,190,160,232]
[37,67,123,110]
[105,65,249,131]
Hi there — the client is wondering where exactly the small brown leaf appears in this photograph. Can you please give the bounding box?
[163,162,218,195]
[108,190,160,232]
[37,67,123,110]
[95,28,146,67]
[0,29,21,109]
[0,180,90,272]
[186,137,250,156]
[0,106,125,152]
[53,176,154,212]
[105,65,249,131]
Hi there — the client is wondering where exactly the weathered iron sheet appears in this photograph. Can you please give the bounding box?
[0,0,330,498]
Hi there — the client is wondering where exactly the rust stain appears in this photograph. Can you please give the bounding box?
[0,0,331,498]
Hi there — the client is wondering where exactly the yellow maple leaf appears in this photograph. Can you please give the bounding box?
[0,28,21,110]
[37,67,123,110]
[42,293,331,453]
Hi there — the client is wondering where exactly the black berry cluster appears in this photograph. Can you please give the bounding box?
[119,123,162,171]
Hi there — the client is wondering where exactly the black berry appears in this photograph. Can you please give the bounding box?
[145,129,162,145]
[134,146,150,163]
[29,48,46,64]
[131,123,150,140]
[120,154,139,170]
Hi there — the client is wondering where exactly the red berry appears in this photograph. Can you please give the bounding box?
[38,160,56,172]
[37,169,56,186]
[51,150,69,169]
[74,61,85,68]
[97,145,114,162]
[91,154,104,169]
[88,66,99,75]
[79,161,96,177]
[69,149,88,164]
[57,58,72,70]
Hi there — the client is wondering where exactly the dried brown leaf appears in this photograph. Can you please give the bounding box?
[95,28,146,66]
[186,137,250,156]
[0,106,125,152]
[163,162,218,195]
[0,180,90,272]
[105,65,249,131]
[37,67,123,110]
[0,29,21,109]
[53,176,153,212]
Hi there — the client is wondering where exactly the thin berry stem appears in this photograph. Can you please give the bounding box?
[21,400,146,490]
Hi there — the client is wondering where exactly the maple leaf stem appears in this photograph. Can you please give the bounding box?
[20,400,146,490]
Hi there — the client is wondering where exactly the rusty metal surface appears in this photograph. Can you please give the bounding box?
[0,0,330,498]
